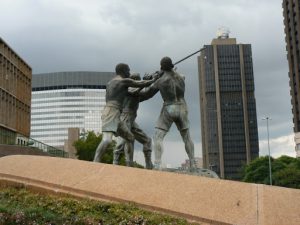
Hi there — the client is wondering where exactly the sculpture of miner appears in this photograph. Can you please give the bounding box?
[93,63,155,163]
[113,73,153,169]
[139,57,196,170]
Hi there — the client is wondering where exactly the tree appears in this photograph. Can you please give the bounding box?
[74,131,144,168]
[242,156,272,184]
[74,131,118,163]
[241,155,300,189]
[273,166,300,189]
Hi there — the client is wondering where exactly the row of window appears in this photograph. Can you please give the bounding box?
[0,126,17,145]
[224,159,247,168]
[32,98,105,104]
[32,85,106,91]
[32,103,104,110]
[31,110,102,115]
[0,55,31,103]
[31,116,84,121]
[31,125,86,133]
[31,113,100,121]
[32,90,105,99]
[0,88,30,136]
[0,42,31,74]
[31,118,100,125]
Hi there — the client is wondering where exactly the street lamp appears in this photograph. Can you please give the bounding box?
[262,117,272,185]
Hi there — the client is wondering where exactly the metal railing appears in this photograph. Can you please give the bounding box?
[0,131,68,158]
[26,137,69,158]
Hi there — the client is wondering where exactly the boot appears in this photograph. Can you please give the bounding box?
[189,158,197,173]
[113,151,120,165]
[126,160,134,167]
[144,151,153,170]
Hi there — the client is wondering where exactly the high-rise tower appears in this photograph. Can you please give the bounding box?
[282,0,300,157]
[198,30,259,179]
[0,37,32,145]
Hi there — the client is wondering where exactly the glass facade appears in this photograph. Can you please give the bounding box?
[198,38,259,179]
[283,0,300,157]
[31,72,114,149]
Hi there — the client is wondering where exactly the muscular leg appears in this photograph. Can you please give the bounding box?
[93,132,113,162]
[117,121,134,142]
[113,137,126,165]
[142,139,153,169]
[124,141,134,167]
[116,120,134,166]
[133,125,153,169]
[179,128,196,171]
[153,128,167,170]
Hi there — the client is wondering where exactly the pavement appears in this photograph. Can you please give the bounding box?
[0,155,299,225]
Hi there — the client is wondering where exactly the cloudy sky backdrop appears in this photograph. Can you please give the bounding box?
[0,0,295,167]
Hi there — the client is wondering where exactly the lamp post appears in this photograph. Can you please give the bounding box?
[262,117,272,185]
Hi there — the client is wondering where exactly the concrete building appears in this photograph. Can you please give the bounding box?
[31,71,114,150]
[0,37,32,145]
[197,31,259,179]
[181,157,203,170]
[283,0,300,157]
[64,128,80,159]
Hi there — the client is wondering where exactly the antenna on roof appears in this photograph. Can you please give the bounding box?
[216,27,230,39]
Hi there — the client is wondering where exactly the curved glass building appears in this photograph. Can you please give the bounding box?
[31,71,114,149]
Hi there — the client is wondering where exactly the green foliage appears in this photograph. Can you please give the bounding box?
[74,131,102,161]
[241,155,300,189]
[74,131,143,168]
[242,156,271,184]
[276,155,297,165]
[273,166,300,189]
[0,187,195,225]
[74,131,118,164]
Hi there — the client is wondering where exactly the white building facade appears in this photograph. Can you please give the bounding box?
[31,71,114,149]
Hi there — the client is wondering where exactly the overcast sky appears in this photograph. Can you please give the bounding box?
[0,0,296,167]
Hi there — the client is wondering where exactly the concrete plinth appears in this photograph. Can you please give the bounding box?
[0,155,299,225]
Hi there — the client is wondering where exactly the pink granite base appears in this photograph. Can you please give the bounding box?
[0,155,299,225]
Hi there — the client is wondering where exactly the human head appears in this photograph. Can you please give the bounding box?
[115,63,130,78]
[160,56,174,71]
[130,73,141,80]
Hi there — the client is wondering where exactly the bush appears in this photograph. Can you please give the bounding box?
[241,155,300,188]
[0,187,195,225]
[74,131,143,168]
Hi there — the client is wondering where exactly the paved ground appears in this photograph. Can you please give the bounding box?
[0,155,299,225]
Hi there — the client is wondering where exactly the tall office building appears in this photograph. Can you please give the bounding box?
[0,37,32,145]
[283,0,300,157]
[198,31,259,179]
[31,71,114,149]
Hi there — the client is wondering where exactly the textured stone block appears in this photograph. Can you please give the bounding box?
[0,155,299,225]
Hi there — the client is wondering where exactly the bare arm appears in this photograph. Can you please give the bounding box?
[123,78,155,88]
[128,87,142,96]
[138,82,159,102]
[128,82,159,101]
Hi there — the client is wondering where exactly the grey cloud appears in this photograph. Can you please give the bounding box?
[0,0,295,157]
